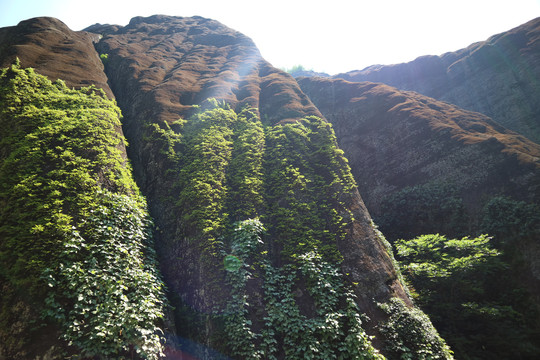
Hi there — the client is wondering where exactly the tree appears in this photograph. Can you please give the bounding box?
[396,234,539,359]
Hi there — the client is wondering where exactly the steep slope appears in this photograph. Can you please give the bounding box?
[0,17,113,98]
[0,16,453,359]
[298,75,540,359]
[87,15,447,359]
[298,76,540,237]
[336,17,540,144]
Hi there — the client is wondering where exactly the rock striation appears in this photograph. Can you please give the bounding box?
[0,17,113,98]
[335,17,540,144]
[298,76,540,238]
[0,15,443,359]
[89,15,321,125]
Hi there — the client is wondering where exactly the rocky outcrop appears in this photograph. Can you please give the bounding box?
[0,17,113,98]
[335,17,540,144]
[89,15,321,125]
[1,15,443,359]
[298,76,540,239]
[86,15,421,357]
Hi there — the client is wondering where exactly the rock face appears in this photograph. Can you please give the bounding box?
[0,17,113,98]
[336,17,540,144]
[298,75,540,359]
[1,15,445,359]
[91,15,321,125]
[87,15,419,358]
[298,76,540,239]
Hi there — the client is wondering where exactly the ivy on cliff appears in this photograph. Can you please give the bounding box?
[217,114,382,359]
[263,116,356,263]
[378,298,453,360]
[0,62,166,359]
[151,101,388,359]
[221,219,384,360]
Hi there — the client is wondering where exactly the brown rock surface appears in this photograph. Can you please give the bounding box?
[298,76,540,237]
[90,15,321,125]
[335,17,540,144]
[0,17,113,98]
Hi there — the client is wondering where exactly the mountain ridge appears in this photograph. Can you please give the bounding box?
[1,13,539,360]
[0,15,442,360]
[334,16,540,144]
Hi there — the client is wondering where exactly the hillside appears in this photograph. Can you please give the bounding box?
[2,12,540,360]
[0,15,451,360]
[336,17,540,144]
[298,76,540,359]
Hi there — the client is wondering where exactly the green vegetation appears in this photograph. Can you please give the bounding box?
[377,181,467,240]
[0,62,166,359]
[176,101,236,244]
[283,64,310,74]
[100,53,109,65]
[480,196,540,245]
[263,116,356,263]
[146,101,394,358]
[396,234,540,359]
[378,298,453,360]
[221,219,384,360]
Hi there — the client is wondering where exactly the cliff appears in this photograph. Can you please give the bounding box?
[0,15,449,360]
[297,77,540,236]
[0,17,113,98]
[335,17,540,144]
[298,76,540,359]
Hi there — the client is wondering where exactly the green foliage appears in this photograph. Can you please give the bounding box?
[396,234,501,283]
[161,102,355,268]
[100,53,109,64]
[260,252,384,360]
[225,107,265,221]
[170,101,266,275]
[480,196,540,245]
[221,220,384,360]
[263,116,356,263]
[377,181,467,240]
[43,191,166,359]
[176,102,236,241]
[145,120,183,162]
[396,233,540,359]
[0,63,166,358]
[378,298,453,360]
[221,219,265,359]
[283,64,304,73]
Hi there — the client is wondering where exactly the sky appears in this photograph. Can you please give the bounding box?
[1,0,539,75]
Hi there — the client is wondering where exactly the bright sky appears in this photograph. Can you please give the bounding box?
[1,0,539,75]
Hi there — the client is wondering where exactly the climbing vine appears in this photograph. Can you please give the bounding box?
[222,219,384,360]
[263,116,356,264]
[43,191,166,359]
[378,298,453,360]
[0,62,166,359]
